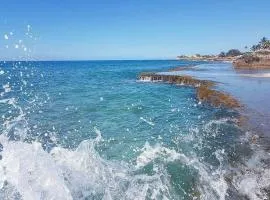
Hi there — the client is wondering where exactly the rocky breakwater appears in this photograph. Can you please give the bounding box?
[233,50,270,69]
[138,72,240,109]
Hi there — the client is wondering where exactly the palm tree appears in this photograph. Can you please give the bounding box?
[218,51,226,57]
[226,49,242,57]
[251,44,260,51]
[259,37,268,45]
[262,40,270,49]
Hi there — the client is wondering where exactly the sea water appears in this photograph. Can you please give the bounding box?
[0,60,269,200]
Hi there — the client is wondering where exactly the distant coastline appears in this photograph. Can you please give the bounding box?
[177,37,270,69]
[139,38,270,137]
[176,54,237,62]
[176,48,243,62]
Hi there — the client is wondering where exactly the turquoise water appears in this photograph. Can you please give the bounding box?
[160,63,270,135]
[0,60,269,200]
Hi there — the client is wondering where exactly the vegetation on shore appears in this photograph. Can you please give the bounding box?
[177,37,270,68]
[250,37,270,51]
[177,49,243,61]
[177,37,270,69]
[218,49,242,58]
[233,37,270,69]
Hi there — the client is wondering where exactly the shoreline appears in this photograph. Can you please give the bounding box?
[137,63,270,141]
[177,51,270,70]
[138,72,241,109]
[177,57,235,62]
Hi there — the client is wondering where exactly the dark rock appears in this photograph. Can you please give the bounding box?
[233,53,270,69]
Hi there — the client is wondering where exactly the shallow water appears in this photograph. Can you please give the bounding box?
[160,63,270,136]
[0,60,269,200]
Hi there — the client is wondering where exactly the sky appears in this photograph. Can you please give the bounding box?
[0,0,269,60]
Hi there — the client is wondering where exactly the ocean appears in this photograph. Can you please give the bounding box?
[0,60,269,200]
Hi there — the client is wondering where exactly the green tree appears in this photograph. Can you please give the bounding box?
[251,45,258,51]
[262,40,270,49]
[218,51,226,57]
[226,49,242,57]
[259,37,268,45]
[249,37,270,51]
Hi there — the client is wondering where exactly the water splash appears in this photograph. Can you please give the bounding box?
[0,60,269,200]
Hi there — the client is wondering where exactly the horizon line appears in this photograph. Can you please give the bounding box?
[0,58,179,62]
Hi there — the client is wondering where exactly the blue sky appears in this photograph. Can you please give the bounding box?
[0,0,269,60]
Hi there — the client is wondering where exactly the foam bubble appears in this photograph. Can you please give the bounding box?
[3,84,11,93]
[140,117,155,126]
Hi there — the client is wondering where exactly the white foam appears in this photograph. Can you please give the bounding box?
[0,136,73,200]
[1,114,269,200]
[240,73,270,78]
[232,148,270,200]
[3,84,11,93]
[136,142,184,168]
[140,117,155,126]
[0,134,172,199]
[138,77,152,82]
[135,142,230,200]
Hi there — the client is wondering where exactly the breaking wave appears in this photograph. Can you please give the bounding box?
[0,61,269,200]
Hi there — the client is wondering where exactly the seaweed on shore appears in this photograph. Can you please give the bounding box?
[196,86,240,108]
[138,72,240,109]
